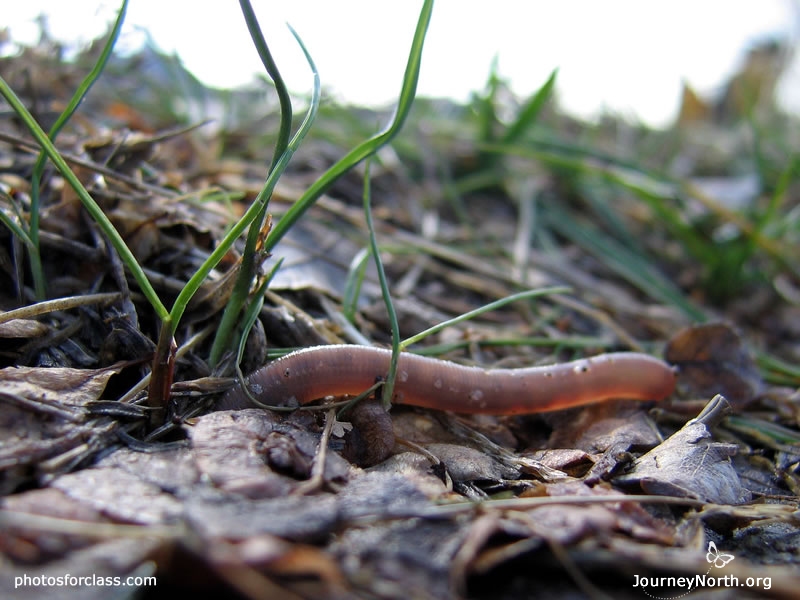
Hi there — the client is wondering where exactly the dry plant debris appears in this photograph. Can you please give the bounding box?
[1,27,799,600]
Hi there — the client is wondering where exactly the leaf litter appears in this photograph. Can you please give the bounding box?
[1,26,799,600]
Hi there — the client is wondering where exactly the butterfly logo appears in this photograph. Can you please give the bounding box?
[706,541,735,568]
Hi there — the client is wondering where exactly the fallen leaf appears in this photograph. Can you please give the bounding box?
[188,409,349,498]
[615,395,752,504]
[665,322,762,409]
[0,364,124,491]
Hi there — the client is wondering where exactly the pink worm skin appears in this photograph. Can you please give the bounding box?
[222,345,676,415]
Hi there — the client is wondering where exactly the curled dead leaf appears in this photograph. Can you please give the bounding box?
[615,395,752,504]
[665,322,762,409]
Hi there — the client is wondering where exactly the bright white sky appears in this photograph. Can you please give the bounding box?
[5,0,800,127]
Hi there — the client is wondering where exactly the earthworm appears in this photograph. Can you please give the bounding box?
[221,345,676,415]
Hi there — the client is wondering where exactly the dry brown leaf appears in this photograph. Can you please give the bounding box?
[666,322,762,409]
[188,409,349,498]
[616,396,752,504]
[0,364,122,406]
[422,443,519,483]
[0,364,124,491]
[51,467,184,525]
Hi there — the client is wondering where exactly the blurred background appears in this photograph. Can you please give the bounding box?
[4,0,800,127]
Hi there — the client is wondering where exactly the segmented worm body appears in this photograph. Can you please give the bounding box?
[221,345,675,415]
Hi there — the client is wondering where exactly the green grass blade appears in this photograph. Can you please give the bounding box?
[26,0,128,298]
[475,58,502,147]
[416,335,616,357]
[342,247,371,323]
[0,203,34,249]
[238,0,292,171]
[362,161,402,407]
[401,287,571,349]
[474,139,723,314]
[206,25,321,364]
[235,257,284,382]
[211,0,433,366]
[209,4,300,363]
[501,68,557,146]
[263,0,434,255]
[0,74,169,321]
[541,202,706,320]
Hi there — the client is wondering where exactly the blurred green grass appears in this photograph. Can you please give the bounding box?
[3,12,798,353]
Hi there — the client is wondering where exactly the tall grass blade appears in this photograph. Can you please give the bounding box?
[206,25,321,364]
[26,0,129,298]
[262,0,434,255]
